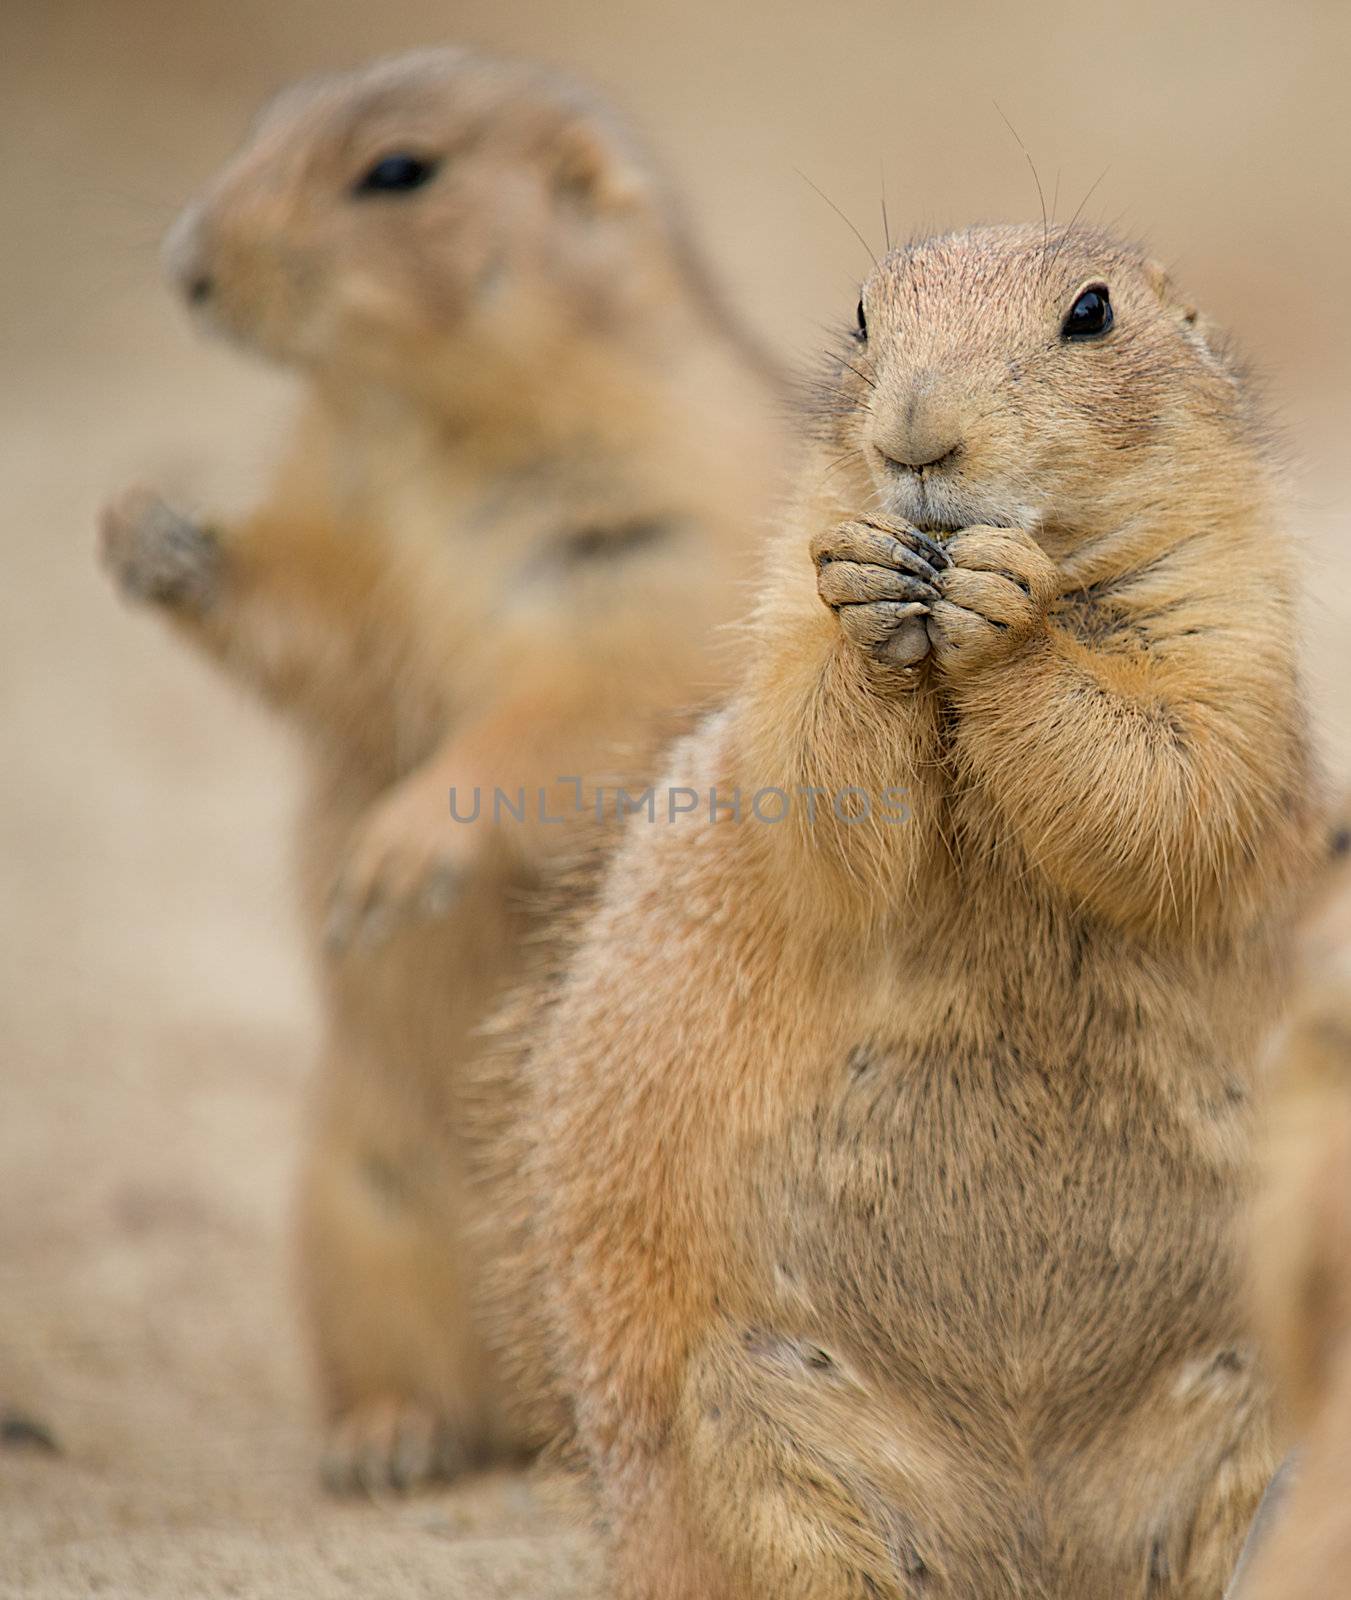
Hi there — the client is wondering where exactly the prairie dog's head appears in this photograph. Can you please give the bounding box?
[165,49,689,396]
[815,224,1255,557]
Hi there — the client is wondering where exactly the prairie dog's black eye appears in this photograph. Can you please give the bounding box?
[855,297,867,341]
[1061,284,1113,340]
[353,153,440,196]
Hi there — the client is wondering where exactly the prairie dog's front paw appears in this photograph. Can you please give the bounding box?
[927,525,1058,677]
[812,516,950,670]
[99,487,220,609]
[325,774,477,954]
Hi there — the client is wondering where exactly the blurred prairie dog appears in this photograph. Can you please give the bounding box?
[1234,806,1351,1599]
[99,47,780,1491]
[518,225,1320,1596]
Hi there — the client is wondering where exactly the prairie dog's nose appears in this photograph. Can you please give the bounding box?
[873,373,964,472]
[161,201,214,306]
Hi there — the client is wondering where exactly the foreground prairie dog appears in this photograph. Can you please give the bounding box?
[99,47,779,1491]
[1233,809,1351,1599]
[518,225,1319,1596]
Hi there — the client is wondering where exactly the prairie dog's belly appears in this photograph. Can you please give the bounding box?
[696,1003,1268,1593]
[753,1020,1250,1423]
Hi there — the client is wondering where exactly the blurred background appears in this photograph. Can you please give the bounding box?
[3,1,1349,1594]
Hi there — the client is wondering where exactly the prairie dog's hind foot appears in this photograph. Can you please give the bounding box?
[812,515,949,669]
[320,1396,471,1496]
[99,487,220,610]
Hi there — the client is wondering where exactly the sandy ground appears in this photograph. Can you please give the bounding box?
[3,1,1350,1596]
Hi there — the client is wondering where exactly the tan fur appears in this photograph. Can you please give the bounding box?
[503,225,1319,1596]
[98,47,780,1491]
[1235,807,1351,1598]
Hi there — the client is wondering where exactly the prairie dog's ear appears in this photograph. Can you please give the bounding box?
[1144,259,1199,325]
[549,113,645,212]
[1144,255,1241,383]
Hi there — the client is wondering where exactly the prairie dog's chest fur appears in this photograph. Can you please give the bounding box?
[339,421,587,621]
[321,403,713,705]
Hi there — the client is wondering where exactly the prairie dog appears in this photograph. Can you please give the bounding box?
[99,47,780,1491]
[520,225,1319,1596]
